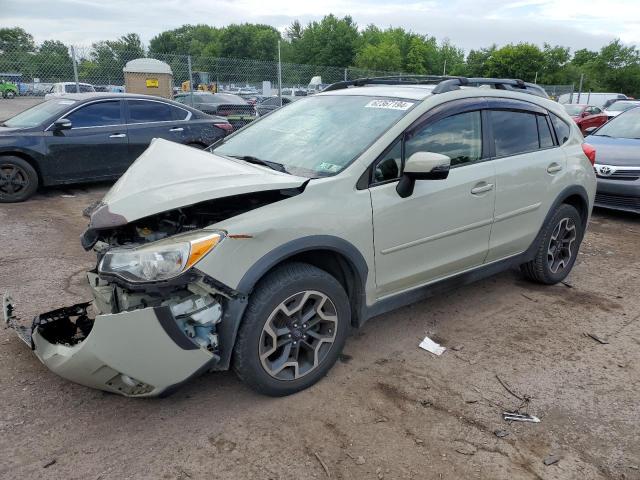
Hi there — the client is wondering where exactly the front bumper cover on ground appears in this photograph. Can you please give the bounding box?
[4,296,218,397]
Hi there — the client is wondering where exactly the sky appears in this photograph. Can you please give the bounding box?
[3,0,640,53]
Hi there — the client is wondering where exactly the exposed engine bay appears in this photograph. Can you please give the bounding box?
[82,189,301,250]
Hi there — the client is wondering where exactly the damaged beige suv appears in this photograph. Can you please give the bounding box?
[5,77,597,397]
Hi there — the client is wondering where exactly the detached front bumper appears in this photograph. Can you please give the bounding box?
[4,296,217,397]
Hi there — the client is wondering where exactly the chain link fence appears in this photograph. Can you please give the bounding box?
[0,42,572,101]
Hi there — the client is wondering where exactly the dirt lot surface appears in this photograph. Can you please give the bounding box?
[0,185,639,480]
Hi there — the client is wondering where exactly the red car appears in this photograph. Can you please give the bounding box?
[563,104,609,134]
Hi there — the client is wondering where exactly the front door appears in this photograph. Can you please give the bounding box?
[370,109,496,298]
[45,99,127,182]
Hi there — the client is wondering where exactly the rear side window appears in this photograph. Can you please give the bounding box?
[67,101,122,128]
[406,111,482,167]
[537,116,554,148]
[491,110,538,157]
[128,100,186,122]
[550,114,570,144]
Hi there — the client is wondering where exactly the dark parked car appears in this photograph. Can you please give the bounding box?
[0,93,232,202]
[174,92,256,130]
[256,95,300,116]
[585,106,640,213]
[562,104,609,134]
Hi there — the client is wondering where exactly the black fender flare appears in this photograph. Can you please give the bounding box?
[210,235,369,372]
[236,235,369,295]
[523,184,590,261]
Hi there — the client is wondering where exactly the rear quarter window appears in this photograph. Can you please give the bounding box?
[550,113,571,144]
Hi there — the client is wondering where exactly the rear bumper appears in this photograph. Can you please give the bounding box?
[595,178,640,213]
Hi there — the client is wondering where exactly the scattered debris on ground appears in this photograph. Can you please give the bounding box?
[502,412,541,423]
[418,335,446,355]
[586,332,609,344]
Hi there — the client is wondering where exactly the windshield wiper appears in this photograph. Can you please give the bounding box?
[229,155,288,173]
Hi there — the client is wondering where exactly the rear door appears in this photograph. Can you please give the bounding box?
[485,100,568,262]
[122,99,193,174]
[45,99,127,181]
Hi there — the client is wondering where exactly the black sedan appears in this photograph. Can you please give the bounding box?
[256,95,299,116]
[0,93,232,202]
[585,106,640,213]
[174,92,256,130]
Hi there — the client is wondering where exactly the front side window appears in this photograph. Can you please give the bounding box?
[491,110,539,156]
[406,111,482,167]
[373,139,402,183]
[214,95,415,178]
[66,101,122,128]
[128,100,178,123]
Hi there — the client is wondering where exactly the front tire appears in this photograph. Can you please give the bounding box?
[520,204,583,284]
[0,156,39,203]
[233,262,350,396]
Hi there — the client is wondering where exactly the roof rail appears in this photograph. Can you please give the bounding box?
[323,75,549,98]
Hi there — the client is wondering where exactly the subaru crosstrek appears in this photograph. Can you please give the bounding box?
[4,77,597,397]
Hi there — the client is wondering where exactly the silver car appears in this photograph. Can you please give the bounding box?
[5,77,597,397]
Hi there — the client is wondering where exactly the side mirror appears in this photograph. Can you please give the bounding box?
[397,152,451,198]
[584,126,598,135]
[52,118,72,131]
[581,111,589,117]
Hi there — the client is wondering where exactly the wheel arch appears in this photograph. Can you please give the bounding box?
[0,150,43,184]
[236,235,369,328]
[523,184,590,261]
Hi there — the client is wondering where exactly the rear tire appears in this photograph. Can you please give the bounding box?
[0,156,39,203]
[233,262,350,396]
[520,204,583,284]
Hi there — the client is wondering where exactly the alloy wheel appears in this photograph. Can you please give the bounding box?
[259,290,338,380]
[547,217,577,274]
[0,164,29,198]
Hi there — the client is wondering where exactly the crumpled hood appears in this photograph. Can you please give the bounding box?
[585,135,640,167]
[97,138,306,224]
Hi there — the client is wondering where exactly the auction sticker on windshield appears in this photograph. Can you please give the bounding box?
[365,100,414,110]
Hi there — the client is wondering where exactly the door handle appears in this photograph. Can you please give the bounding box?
[109,133,126,138]
[547,163,562,173]
[169,127,184,132]
[471,183,494,195]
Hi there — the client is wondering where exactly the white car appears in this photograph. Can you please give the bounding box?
[44,82,95,99]
[6,76,597,397]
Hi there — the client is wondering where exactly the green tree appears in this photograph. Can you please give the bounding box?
[355,41,402,71]
[34,40,73,81]
[0,27,35,53]
[484,43,544,81]
[293,15,359,67]
[464,45,496,77]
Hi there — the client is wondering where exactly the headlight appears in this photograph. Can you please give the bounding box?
[99,231,224,283]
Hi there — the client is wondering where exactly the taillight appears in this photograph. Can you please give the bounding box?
[582,143,596,165]
[214,123,233,135]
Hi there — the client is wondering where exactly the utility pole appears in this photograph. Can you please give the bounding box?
[70,46,80,93]
[187,55,194,107]
[534,71,538,84]
[278,41,283,107]
[577,73,584,103]
[443,59,447,76]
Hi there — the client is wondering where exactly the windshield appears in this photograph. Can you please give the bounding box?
[4,99,76,128]
[214,95,416,177]
[563,104,584,115]
[608,101,639,112]
[593,107,640,138]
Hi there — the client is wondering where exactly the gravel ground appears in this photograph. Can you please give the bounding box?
[0,184,638,480]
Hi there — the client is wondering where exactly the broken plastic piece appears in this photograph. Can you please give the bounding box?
[502,412,540,423]
[418,335,446,355]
